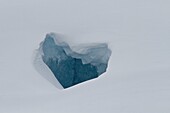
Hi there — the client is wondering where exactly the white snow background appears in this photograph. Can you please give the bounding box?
[0,0,170,113]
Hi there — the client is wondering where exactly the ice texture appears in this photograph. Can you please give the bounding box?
[39,33,111,88]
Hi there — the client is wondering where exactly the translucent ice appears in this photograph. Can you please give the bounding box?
[39,33,111,88]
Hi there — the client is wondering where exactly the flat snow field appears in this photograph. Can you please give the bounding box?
[0,0,170,113]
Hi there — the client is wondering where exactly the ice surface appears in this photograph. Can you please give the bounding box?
[1,0,170,112]
[39,33,111,88]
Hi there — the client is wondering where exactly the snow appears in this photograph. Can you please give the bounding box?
[0,0,170,113]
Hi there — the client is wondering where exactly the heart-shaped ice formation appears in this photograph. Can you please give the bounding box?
[38,33,111,89]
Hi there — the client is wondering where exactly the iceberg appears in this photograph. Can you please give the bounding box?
[38,33,111,88]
